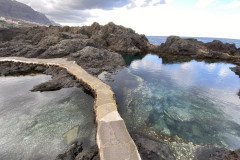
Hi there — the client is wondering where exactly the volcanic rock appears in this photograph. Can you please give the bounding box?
[132,134,175,160]
[0,62,82,92]
[69,46,125,75]
[159,36,240,60]
[0,24,127,75]
[77,22,156,54]
[55,141,99,160]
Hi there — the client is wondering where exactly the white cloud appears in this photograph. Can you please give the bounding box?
[130,54,162,71]
[206,63,217,72]
[181,62,191,70]
[15,0,240,39]
[128,0,168,8]
[194,0,215,8]
[218,66,232,77]
[84,5,240,39]
[218,0,240,9]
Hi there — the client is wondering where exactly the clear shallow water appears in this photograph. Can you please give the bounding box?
[99,54,240,150]
[0,75,95,160]
[147,36,240,48]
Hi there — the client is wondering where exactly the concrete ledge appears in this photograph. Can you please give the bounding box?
[0,57,141,160]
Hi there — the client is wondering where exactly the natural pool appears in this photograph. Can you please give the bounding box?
[99,54,240,153]
[0,75,95,160]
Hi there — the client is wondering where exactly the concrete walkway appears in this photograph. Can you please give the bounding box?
[0,57,141,160]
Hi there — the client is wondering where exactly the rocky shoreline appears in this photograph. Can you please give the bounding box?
[158,36,240,60]
[157,36,240,77]
[1,22,240,160]
[1,60,240,160]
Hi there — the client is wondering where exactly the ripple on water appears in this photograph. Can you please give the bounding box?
[100,54,240,152]
[0,75,95,160]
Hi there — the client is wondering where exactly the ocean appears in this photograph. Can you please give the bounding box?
[147,36,240,48]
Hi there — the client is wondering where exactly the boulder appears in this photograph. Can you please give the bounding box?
[69,46,125,75]
[159,36,200,55]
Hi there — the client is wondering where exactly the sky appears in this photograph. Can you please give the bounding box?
[16,0,240,39]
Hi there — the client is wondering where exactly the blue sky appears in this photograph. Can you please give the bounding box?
[17,0,240,39]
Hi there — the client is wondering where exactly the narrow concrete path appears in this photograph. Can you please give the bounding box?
[0,57,141,160]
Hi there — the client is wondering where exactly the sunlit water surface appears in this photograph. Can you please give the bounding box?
[0,75,95,160]
[99,54,240,150]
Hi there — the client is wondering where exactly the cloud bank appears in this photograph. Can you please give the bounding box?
[16,0,168,23]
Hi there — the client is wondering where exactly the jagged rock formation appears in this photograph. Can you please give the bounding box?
[0,24,127,75]
[0,0,55,25]
[76,22,158,54]
[0,22,164,73]
[158,36,240,61]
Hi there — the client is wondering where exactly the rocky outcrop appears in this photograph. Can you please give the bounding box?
[69,46,125,75]
[0,61,83,92]
[159,36,201,55]
[0,25,125,75]
[77,22,158,54]
[159,36,240,61]
[0,22,158,61]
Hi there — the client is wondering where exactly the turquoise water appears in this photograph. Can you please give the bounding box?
[0,75,95,160]
[99,54,240,150]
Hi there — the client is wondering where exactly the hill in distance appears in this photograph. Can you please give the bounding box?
[0,0,58,25]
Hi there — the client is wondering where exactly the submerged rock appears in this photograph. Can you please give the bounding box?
[196,147,240,160]
[62,126,80,145]
[164,107,194,122]
[55,140,99,160]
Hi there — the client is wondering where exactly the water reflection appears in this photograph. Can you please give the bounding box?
[100,54,240,150]
[0,75,95,160]
[121,54,145,66]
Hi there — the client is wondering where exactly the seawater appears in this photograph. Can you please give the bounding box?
[147,36,240,48]
[0,75,95,160]
[99,37,240,151]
